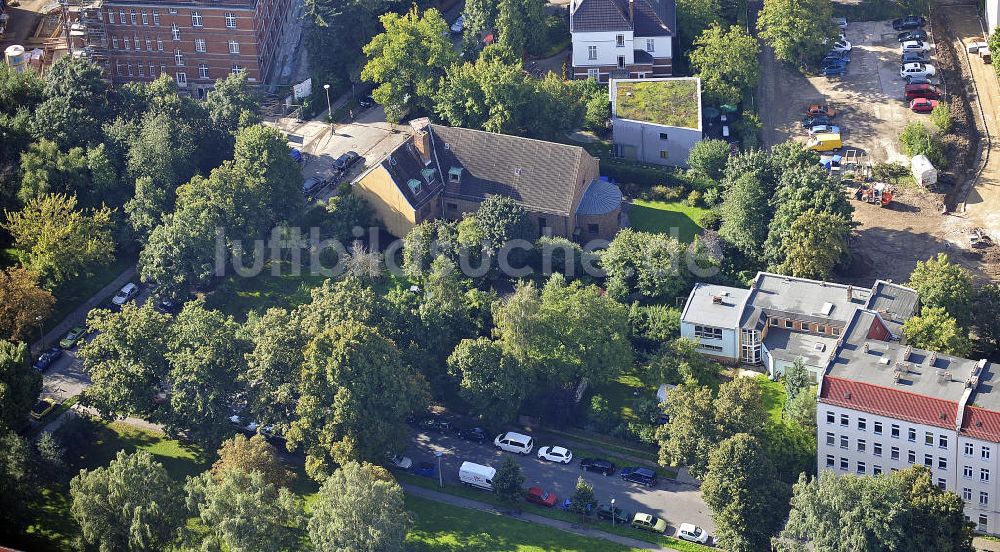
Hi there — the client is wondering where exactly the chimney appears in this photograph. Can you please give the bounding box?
[413,130,432,165]
[629,0,635,23]
[903,345,912,361]
[846,285,853,301]
[928,351,937,366]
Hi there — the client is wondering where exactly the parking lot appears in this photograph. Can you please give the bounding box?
[761,20,941,164]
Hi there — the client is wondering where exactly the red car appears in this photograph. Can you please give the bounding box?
[904,83,941,100]
[910,98,939,113]
[526,486,558,507]
[805,104,836,117]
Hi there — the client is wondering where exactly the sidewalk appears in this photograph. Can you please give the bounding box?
[31,264,137,355]
[401,483,680,552]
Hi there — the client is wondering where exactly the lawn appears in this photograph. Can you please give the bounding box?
[46,255,136,330]
[406,494,644,552]
[613,80,700,129]
[757,375,788,425]
[628,200,708,243]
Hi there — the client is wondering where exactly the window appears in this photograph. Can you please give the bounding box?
[939,435,948,449]
[874,442,882,457]
[587,45,597,60]
[923,454,932,468]
[826,411,835,424]
[119,10,126,24]
[979,515,988,532]
[964,466,973,479]
[141,11,148,25]
[873,465,883,475]
[659,150,669,160]
[112,36,119,49]
[231,65,244,74]
[856,461,866,475]
[616,34,625,47]
[198,64,209,78]
[168,8,178,14]
[858,418,867,431]
[130,9,136,25]
[982,468,990,483]
[160,65,166,76]
[891,447,899,460]
[964,488,972,501]
[174,50,184,66]
[229,40,240,54]
[826,433,835,446]
[939,457,947,469]
[646,38,654,52]
[149,64,156,77]
[588,223,599,235]
[152,10,160,25]
[982,492,990,506]
[145,38,151,51]
[195,39,206,52]
[857,439,866,453]
[123,37,130,50]
[225,12,237,28]
[191,11,203,26]
[693,326,723,340]
[659,132,669,140]
[107,9,114,22]
[784,320,793,329]
[891,424,900,439]
[965,443,974,456]
[171,24,180,41]
[127,63,133,76]
[874,421,883,435]
[925,432,934,446]
[937,478,946,490]
[699,343,723,352]
[840,414,849,427]
[157,39,164,51]
[907,450,915,464]
[137,64,144,77]
[616,55,625,69]
[908,428,916,442]
[840,436,848,449]
[817,324,827,333]
[826,455,835,468]
[984,446,992,461]
[587,68,599,79]
[839,457,848,471]
[175,72,187,86]
[115,61,122,75]
[133,35,139,49]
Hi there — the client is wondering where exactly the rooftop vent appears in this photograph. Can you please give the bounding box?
[936,370,952,383]
[712,295,724,304]
[814,343,826,352]
[893,368,902,382]
[879,357,890,365]
[843,391,852,399]
[968,376,981,389]
[863,342,870,353]
[940,412,947,420]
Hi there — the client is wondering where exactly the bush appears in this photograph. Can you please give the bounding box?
[899,122,947,168]
[687,190,703,207]
[703,187,723,207]
[686,139,730,181]
[872,162,910,181]
[736,111,762,150]
[650,185,685,201]
[930,102,953,133]
[698,210,722,230]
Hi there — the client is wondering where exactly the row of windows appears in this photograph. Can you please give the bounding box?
[588,38,656,60]
[825,455,951,489]
[110,36,241,56]
[114,63,244,80]
[107,9,238,29]
[824,411,952,449]
[961,487,992,506]
[825,433,950,468]
[770,317,841,336]
[693,325,723,340]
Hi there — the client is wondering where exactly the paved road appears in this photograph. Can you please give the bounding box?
[402,428,716,542]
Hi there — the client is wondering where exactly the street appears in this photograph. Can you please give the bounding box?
[403,427,717,541]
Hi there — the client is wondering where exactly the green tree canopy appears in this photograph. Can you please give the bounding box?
[448,337,527,424]
[691,24,761,106]
[758,0,839,66]
[907,253,974,328]
[308,462,409,552]
[719,172,770,266]
[778,210,851,280]
[239,308,305,433]
[211,433,293,488]
[493,456,526,505]
[602,228,689,301]
[902,306,972,357]
[686,138,732,181]
[0,340,41,432]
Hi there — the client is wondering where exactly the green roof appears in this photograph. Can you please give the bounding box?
[614,79,700,129]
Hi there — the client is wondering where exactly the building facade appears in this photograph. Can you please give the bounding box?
[70,0,289,95]
[609,77,701,166]
[569,0,674,82]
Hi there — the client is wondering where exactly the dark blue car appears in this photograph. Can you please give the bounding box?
[413,461,436,477]
[822,64,848,77]
[32,347,63,372]
[620,466,658,487]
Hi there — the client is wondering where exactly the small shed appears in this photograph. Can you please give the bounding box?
[911,154,937,187]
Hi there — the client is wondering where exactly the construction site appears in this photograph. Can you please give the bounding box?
[0,0,106,77]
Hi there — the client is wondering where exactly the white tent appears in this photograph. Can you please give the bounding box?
[911,154,937,187]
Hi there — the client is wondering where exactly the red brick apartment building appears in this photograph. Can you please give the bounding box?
[73,0,289,96]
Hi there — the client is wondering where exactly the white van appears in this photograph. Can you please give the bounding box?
[459,461,495,490]
[494,431,534,454]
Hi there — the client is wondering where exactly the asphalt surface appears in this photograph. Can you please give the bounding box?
[402,427,717,542]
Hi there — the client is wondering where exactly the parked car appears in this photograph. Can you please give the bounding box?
[823,51,850,65]
[898,29,928,42]
[596,503,632,524]
[413,461,436,477]
[388,454,413,470]
[904,83,941,100]
[537,445,573,464]
[900,40,931,53]
[30,398,58,420]
[892,15,926,30]
[459,461,495,490]
[457,427,488,442]
[901,51,930,63]
[59,326,87,349]
[580,458,616,476]
[32,347,63,372]
[620,466,658,487]
[450,15,465,33]
[358,96,375,109]
[333,151,360,171]
[525,486,558,508]
[900,62,936,78]
[303,176,325,195]
[802,114,833,129]
[808,124,842,135]
[822,64,848,77]
[154,298,181,314]
[420,417,453,434]
[830,39,852,52]
[910,98,940,113]
[111,282,139,309]
[494,431,534,454]
[631,512,668,533]
[678,523,711,544]
[805,104,836,117]
[832,16,848,31]
[904,75,936,85]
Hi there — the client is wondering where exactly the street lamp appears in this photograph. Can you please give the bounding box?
[611,498,616,527]
[434,451,444,488]
[35,315,44,345]
[323,83,332,123]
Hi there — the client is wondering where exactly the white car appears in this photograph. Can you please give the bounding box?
[450,15,465,33]
[678,523,710,544]
[808,124,841,135]
[388,454,413,470]
[900,62,936,78]
[831,39,852,53]
[901,40,931,53]
[537,445,573,464]
[111,282,139,307]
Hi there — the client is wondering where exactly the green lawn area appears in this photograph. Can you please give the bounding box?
[757,375,788,425]
[614,80,700,129]
[406,494,643,552]
[628,200,708,243]
[46,255,136,331]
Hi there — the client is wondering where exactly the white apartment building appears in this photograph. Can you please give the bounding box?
[568,0,674,82]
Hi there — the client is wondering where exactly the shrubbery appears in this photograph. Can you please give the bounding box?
[900,122,948,168]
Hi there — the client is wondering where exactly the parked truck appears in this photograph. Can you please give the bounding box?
[459,461,496,491]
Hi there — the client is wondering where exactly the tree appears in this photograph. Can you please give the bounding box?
[79,304,172,420]
[205,72,261,138]
[778,210,850,280]
[0,340,41,432]
[18,140,118,207]
[783,358,809,402]
[702,434,789,552]
[973,282,1000,353]
[602,228,689,301]
[308,462,409,552]
[361,7,458,123]
[211,433,292,488]
[676,0,722,54]
[288,321,428,480]
[568,476,596,517]
[648,337,722,386]
[468,195,535,261]
[0,430,34,528]
[785,385,817,430]
[686,138,731,181]
[757,0,839,66]
[493,456,525,506]
[719,172,770,265]
[4,193,114,288]
[435,55,534,135]
[656,384,717,479]
[715,376,768,439]
[70,450,185,552]
[902,306,972,357]
[448,337,526,424]
[138,201,222,300]
[230,124,305,232]
[295,277,380,337]
[899,122,947,167]
[321,192,373,242]
[907,253,975,328]
[239,308,305,433]
[527,72,588,141]
[0,267,55,342]
[185,468,303,552]
[464,0,499,39]
[496,0,546,56]
[690,24,761,106]
[776,467,973,552]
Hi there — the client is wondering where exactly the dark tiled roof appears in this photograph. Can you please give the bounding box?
[428,125,587,216]
[633,0,675,37]
[633,49,653,63]
[381,140,443,210]
[820,376,959,431]
[570,0,674,36]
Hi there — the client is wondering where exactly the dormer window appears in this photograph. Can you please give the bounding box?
[448,167,463,183]
[616,34,625,47]
[407,179,423,195]
[421,168,435,184]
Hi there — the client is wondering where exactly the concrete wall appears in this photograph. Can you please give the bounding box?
[680,322,739,361]
[611,119,701,167]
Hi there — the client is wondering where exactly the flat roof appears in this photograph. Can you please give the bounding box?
[681,283,750,329]
[741,273,871,328]
[763,328,839,368]
[611,78,701,129]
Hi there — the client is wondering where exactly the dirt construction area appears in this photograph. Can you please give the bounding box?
[758,12,995,285]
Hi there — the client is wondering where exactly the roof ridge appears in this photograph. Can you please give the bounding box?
[429,124,587,153]
[823,375,961,404]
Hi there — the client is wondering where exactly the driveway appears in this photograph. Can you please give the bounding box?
[402,428,716,541]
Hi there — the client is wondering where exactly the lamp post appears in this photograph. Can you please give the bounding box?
[434,451,444,488]
[35,315,44,346]
[323,83,332,123]
[611,498,616,527]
